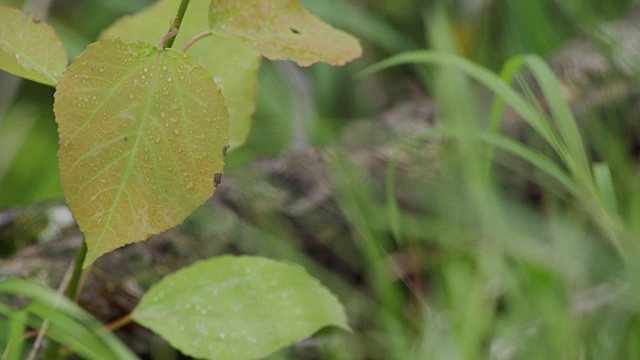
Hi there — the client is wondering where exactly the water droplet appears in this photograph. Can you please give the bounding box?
[129,94,135,100]
[161,112,166,119]
[186,182,194,190]
[162,65,168,71]
[154,135,161,144]
[143,67,148,73]
[167,77,172,82]
[219,332,226,339]
[14,54,20,60]
[99,68,104,73]
[173,129,180,135]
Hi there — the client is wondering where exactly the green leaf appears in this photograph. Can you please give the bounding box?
[176,1,261,149]
[0,6,67,86]
[98,0,176,44]
[208,0,362,66]
[54,40,229,267]
[100,0,260,149]
[132,255,350,360]
[5,310,27,360]
[0,279,139,360]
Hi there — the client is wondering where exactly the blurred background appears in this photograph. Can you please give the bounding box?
[3,0,640,358]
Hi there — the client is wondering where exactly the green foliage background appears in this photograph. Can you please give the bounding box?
[3,0,640,359]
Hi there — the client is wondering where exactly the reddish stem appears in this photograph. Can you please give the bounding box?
[182,31,212,53]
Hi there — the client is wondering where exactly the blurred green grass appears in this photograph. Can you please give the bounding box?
[3,0,640,359]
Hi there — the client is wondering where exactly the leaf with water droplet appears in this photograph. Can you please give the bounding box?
[177,1,260,149]
[100,0,260,149]
[54,40,229,267]
[132,255,349,360]
[0,6,68,86]
[208,0,362,66]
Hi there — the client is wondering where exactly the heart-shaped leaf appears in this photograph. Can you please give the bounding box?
[208,0,362,66]
[100,0,260,149]
[54,40,229,267]
[132,255,349,360]
[0,6,67,86]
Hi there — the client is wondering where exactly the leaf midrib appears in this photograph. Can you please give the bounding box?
[90,50,163,260]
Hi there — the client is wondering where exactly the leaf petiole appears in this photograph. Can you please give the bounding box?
[158,27,179,51]
[182,30,212,53]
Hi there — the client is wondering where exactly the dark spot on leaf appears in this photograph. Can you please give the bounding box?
[290,28,301,35]
[214,173,223,188]
[222,145,229,157]
[123,137,128,141]
[33,17,41,24]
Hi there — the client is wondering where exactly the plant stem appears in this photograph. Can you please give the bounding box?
[66,241,88,298]
[163,0,191,50]
[100,314,133,335]
[182,30,212,52]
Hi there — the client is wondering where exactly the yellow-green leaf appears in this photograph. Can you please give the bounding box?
[208,0,362,66]
[0,6,67,86]
[132,256,350,360]
[100,0,260,149]
[98,0,176,44]
[54,40,229,267]
[176,1,261,149]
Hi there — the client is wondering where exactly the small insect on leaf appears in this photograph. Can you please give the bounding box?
[214,173,223,188]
